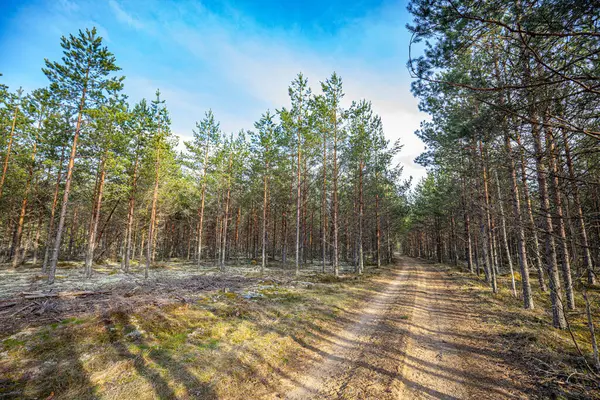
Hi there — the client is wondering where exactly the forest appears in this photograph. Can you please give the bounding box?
[0,27,408,284]
[2,0,600,399]
[404,0,600,373]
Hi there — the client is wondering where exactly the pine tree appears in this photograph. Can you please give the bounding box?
[44,27,123,283]
[252,111,280,274]
[82,92,128,277]
[10,88,56,267]
[145,90,172,278]
[287,73,311,275]
[185,110,221,266]
[123,99,153,272]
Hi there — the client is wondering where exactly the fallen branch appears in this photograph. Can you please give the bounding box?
[19,290,108,299]
[10,302,36,317]
[0,301,17,309]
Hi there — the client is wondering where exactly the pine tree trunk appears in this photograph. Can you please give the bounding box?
[490,215,500,278]
[282,209,287,264]
[137,231,143,261]
[322,126,327,273]
[387,215,393,264]
[0,102,19,199]
[583,287,600,370]
[436,216,442,263]
[302,157,308,266]
[562,128,595,284]
[261,162,269,273]
[516,131,548,292]
[151,212,159,263]
[84,149,108,278]
[11,120,40,267]
[474,233,481,276]
[43,148,65,273]
[271,207,277,260]
[146,145,160,279]
[332,112,339,276]
[310,207,314,264]
[220,155,233,271]
[495,170,517,298]
[376,188,381,268]
[131,225,138,262]
[479,141,497,291]
[344,213,349,263]
[67,207,79,258]
[197,135,210,266]
[546,123,575,310]
[235,206,241,259]
[32,212,43,265]
[462,178,474,273]
[594,192,600,269]
[253,202,259,260]
[124,155,139,272]
[505,131,534,308]
[450,213,459,266]
[531,117,567,329]
[358,159,364,274]
[295,127,302,275]
[21,222,33,264]
[48,73,89,284]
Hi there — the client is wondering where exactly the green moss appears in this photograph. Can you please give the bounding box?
[259,288,303,303]
[160,332,188,350]
[197,338,220,350]
[61,317,86,325]
[2,337,26,349]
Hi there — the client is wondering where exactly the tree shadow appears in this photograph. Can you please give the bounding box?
[103,312,217,399]
[0,326,101,400]
[249,259,537,399]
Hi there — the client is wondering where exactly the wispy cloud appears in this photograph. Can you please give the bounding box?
[108,0,144,30]
[56,0,79,13]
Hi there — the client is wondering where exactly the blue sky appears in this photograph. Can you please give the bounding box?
[0,0,427,182]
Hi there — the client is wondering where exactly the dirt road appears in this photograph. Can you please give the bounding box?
[284,257,531,399]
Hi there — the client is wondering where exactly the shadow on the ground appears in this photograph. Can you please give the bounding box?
[103,312,218,400]
[1,257,551,399]
[255,258,537,399]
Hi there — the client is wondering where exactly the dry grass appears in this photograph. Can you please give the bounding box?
[0,265,386,399]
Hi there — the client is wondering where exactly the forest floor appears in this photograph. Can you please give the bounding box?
[0,257,598,399]
[0,259,357,336]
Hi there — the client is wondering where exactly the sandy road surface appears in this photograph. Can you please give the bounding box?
[284,257,530,399]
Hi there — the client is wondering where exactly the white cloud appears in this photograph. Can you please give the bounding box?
[57,0,79,13]
[108,0,144,30]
